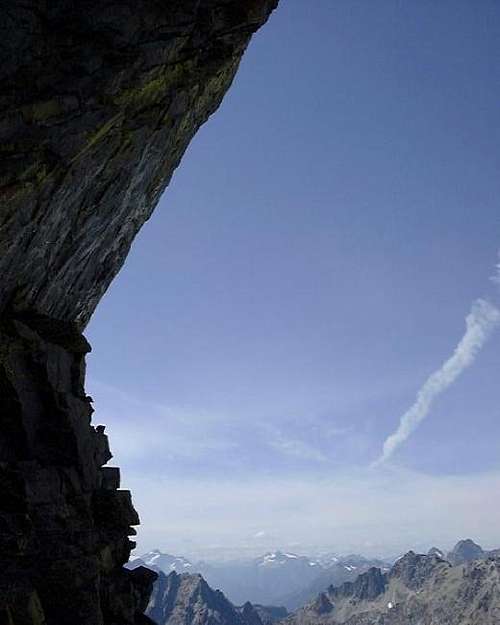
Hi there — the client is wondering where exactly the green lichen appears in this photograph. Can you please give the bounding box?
[113,60,196,110]
[22,99,62,123]
[86,115,122,149]
[19,161,49,186]
[114,74,167,108]
[32,99,62,122]
[0,143,18,153]
[118,130,135,155]
[70,113,123,163]
[26,591,46,625]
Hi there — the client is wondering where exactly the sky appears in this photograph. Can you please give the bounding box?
[86,0,500,561]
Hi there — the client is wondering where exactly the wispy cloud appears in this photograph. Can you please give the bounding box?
[268,432,329,463]
[253,530,268,538]
[87,379,236,464]
[374,299,500,466]
[260,422,331,463]
[89,379,357,471]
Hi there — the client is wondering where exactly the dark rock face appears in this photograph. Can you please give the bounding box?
[0,313,157,623]
[0,0,277,327]
[0,1,277,623]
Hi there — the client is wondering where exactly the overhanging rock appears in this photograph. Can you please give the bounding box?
[0,2,278,622]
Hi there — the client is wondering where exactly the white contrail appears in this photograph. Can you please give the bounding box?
[374,298,500,466]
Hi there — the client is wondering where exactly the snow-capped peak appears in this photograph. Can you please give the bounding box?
[139,550,193,573]
[257,551,319,568]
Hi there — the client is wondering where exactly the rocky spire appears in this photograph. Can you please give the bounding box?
[447,539,485,565]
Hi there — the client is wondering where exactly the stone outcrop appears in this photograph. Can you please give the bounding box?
[0,313,157,624]
[0,1,277,623]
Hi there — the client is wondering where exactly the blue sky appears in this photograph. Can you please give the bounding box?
[86,1,500,559]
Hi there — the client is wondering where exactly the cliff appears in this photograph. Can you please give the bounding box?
[0,1,277,623]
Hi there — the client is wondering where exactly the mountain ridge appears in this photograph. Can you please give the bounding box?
[129,549,391,609]
[139,542,500,625]
[147,570,288,625]
[285,545,500,625]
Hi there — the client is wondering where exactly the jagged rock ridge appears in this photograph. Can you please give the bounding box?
[280,556,391,612]
[0,1,277,623]
[284,550,500,625]
[146,570,286,625]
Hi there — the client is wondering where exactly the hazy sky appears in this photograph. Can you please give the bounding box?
[87,1,500,560]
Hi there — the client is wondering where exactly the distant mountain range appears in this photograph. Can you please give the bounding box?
[139,539,500,625]
[279,555,391,611]
[285,545,500,625]
[130,550,194,574]
[128,550,390,608]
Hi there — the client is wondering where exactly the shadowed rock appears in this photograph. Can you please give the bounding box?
[1,0,278,328]
[0,1,278,623]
